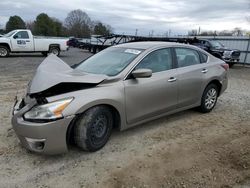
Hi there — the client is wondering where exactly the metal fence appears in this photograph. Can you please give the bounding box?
[196,36,250,64]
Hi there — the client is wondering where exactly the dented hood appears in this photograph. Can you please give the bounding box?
[28,55,107,94]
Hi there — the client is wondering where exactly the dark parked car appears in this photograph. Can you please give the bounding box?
[193,39,240,67]
[67,37,80,48]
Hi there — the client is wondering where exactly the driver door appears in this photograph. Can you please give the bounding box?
[11,31,33,52]
[124,48,178,124]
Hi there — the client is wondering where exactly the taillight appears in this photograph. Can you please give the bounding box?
[221,63,229,71]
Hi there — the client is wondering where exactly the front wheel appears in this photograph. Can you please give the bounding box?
[199,84,218,113]
[0,46,9,57]
[74,106,113,152]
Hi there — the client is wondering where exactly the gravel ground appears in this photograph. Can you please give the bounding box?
[0,48,250,188]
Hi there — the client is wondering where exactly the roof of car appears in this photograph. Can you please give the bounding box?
[113,41,184,50]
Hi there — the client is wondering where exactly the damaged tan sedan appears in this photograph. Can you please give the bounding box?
[12,42,228,154]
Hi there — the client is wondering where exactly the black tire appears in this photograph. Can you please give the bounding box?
[74,106,113,152]
[41,52,48,56]
[49,47,60,56]
[0,46,10,57]
[199,84,219,113]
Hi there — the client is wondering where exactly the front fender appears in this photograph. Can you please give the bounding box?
[46,84,127,130]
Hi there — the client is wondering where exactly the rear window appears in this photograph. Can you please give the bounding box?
[175,48,201,68]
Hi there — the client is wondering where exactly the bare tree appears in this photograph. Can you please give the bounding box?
[232,27,243,36]
[188,29,198,36]
[26,21,35,32]
[218,30,233,36]
[65,9,92,37]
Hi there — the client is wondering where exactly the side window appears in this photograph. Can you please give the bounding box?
[204,41,210,47]
[175,48,201,68]
[13,31,29,39]
[200,52,208,63]
[136,48,172,73]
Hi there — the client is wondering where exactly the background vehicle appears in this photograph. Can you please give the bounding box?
[12,42,228,154]
[67,37,81,48]
[192,39,240,67]
[0,29,69,57]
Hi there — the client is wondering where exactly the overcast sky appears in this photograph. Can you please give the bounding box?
[0,0,249,35]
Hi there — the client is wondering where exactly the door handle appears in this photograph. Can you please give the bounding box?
[26,40,30,42]
[168,77,177,82]
[201,69,208,73]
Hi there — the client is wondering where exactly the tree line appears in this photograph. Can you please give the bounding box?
[1,9,113,37]
[188,27,246,36]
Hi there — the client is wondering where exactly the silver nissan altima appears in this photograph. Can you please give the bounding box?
[12,42,228,154]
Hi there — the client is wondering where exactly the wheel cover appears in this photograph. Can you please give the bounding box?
[51,49,59,55]
[205,88,217,109]
[90,114,108,146]
[0,48,7,56]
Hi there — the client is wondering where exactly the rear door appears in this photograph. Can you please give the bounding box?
[174,47,207,108]
[11,31,33,52]
[124,48,178,124]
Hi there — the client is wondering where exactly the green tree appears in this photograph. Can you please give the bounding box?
[93,22,112,35]
[52,18,64,36]
[34,13,57,36]
[5,15,26,32]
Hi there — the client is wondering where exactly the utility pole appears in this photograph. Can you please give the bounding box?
[135,29,138,36]
[168,29,171,37]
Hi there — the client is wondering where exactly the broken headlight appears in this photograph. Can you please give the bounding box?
[24,98,73,121]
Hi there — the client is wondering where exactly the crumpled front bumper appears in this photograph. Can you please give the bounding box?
[11,97,74,155]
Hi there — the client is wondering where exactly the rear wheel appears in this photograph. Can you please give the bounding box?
[0,46,9,57]
[74,106,113,152]
[49,47,60,56]
[199,84,218,113]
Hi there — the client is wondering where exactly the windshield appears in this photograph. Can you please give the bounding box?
[210,41,224,48]
[3,30,16,37]
[76,47,143,76]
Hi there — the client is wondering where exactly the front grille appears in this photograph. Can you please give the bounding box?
[232,51,240,57]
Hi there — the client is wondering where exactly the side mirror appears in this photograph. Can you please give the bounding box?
[131,68,152,78]
[13,35,18,39]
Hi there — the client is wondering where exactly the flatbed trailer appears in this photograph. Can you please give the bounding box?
[80,34,242,67]
[81,34,195,54]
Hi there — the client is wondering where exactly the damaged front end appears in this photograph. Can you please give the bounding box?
[11,55,108,154]
[14,54,107,115]
[28,54,107,96]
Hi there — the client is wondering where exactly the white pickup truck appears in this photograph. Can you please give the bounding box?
[0,29,69,57]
